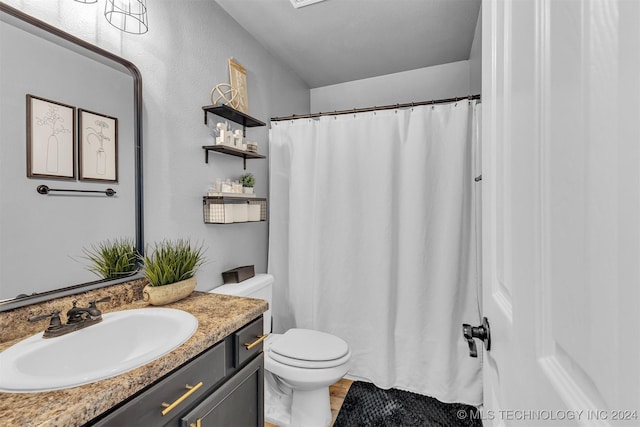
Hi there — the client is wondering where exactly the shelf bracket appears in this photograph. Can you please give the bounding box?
[204,110,209,125]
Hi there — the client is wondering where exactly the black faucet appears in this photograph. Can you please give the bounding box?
[29,296,111,338]
[28,310,65,338]
[67,296,112,324]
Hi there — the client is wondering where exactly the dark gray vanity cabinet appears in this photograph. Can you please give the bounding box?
[181,355,263,427]
[88,316,264,427]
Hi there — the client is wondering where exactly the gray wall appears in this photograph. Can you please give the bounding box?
[310,60,471,113]
[3,0,310,292]
[468,8,482,95]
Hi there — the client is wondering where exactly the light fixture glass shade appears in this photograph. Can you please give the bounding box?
[289,0,327,8]
[104,0,148,34]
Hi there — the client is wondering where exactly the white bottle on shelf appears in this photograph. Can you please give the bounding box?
[215,122,226,145]
[233,129,244,149]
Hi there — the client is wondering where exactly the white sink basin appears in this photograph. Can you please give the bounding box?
[0,308,198,393]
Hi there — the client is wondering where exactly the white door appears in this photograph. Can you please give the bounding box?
[479,0,640,425]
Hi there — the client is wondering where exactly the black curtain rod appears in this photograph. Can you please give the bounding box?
[271,94,481,122]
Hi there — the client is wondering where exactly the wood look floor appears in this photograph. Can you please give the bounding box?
[265,378,353,427]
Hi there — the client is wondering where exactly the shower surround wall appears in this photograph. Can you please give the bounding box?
[2,0,310,290]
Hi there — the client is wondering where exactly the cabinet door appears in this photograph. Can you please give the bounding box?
[181,355,264,427]
[91,342,226,427]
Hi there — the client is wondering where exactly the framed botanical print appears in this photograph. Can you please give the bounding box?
[78,109,118,182]
[26,94,76,179]
[229,57,249,114]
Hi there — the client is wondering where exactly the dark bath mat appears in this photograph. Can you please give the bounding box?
[333,381,482,427]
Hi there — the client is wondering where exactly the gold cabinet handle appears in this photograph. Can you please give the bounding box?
[161,382,203,416]
[189,419,201,427]
[244,333,269,350]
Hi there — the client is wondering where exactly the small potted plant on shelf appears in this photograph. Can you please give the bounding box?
[82,237,139,279]
[239,173,255,194]
[140,239,206,306]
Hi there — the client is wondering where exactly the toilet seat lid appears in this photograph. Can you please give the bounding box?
[269,328,349,362]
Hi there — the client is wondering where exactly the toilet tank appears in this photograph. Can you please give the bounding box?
[209,273,273,334]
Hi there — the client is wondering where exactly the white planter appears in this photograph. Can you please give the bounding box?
[143,277,196,306]
[243,187,254,194]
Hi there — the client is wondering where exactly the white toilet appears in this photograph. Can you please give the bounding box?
[210,274,351,427]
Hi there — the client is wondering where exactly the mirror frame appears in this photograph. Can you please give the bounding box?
[0,3,143,312]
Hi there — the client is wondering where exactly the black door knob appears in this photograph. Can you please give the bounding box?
[462,317,491,358]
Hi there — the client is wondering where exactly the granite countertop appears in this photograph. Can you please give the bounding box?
[0,282,268,427]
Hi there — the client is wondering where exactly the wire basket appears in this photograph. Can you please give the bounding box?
[203,196,267,224]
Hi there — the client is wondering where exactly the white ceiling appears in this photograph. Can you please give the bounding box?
[214,0,481,88]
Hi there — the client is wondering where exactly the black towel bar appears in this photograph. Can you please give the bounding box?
[36,185,116,197]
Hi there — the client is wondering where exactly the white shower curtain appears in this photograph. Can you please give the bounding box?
[268,102,482,405]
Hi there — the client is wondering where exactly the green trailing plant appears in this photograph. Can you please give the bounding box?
[239,173,255,188]
[141,239,206,287]
[82,237,139,279]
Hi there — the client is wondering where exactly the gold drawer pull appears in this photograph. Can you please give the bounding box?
[189,419,202,427]
[161,382,203,416]
[244,333,269,350]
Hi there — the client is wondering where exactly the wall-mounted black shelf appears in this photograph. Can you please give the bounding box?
[202,145,265,168]
[202,104,266,127]
[202,105,266,169]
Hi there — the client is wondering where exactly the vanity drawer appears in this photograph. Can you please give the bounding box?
[234,316,265,367]
[92,341,226,427]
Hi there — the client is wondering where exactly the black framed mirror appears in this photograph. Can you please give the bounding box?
[0,3,143,311]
